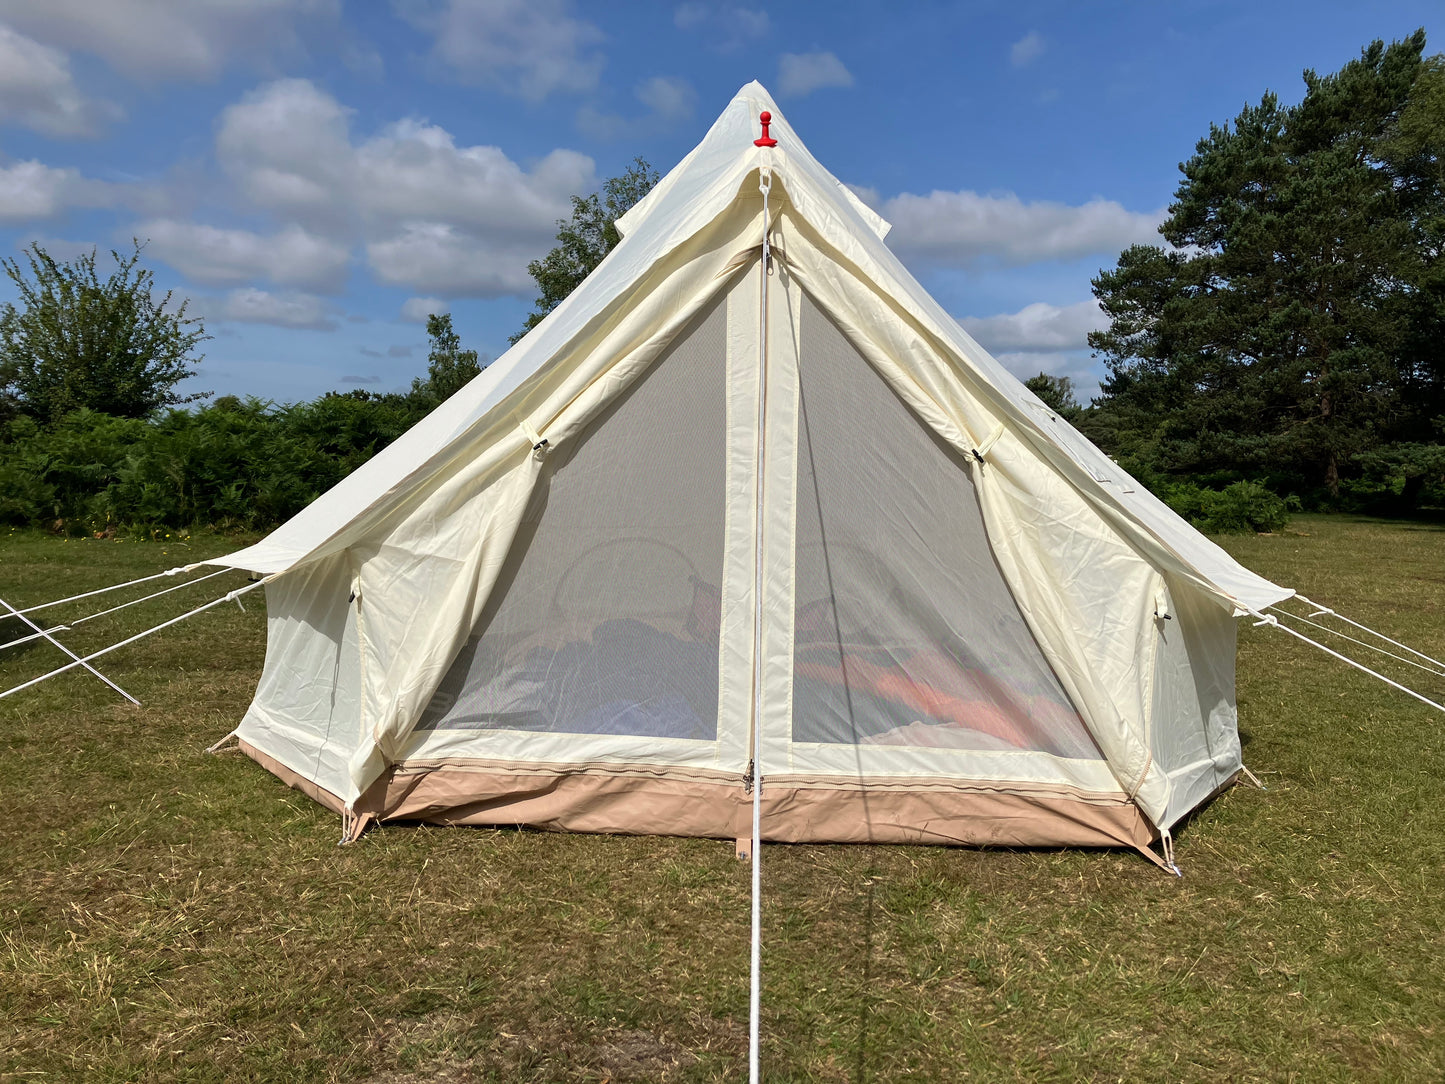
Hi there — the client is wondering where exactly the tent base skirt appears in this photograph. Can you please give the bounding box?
[241,741,1160,856]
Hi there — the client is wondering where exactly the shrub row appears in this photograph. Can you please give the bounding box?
[0,398,1306,536]
[1152,479,1295,534]
[0,394,421,534]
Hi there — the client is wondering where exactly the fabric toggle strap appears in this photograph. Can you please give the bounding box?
[516,416,549,453]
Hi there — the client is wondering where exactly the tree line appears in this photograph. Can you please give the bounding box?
[0,241,492,532]
[2,34,1440,536]
[0,162,659,536]
[1072,30,1445,517]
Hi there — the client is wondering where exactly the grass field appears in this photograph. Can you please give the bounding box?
[1,515,1442,1082]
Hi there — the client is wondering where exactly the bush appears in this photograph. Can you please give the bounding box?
[1155,479,1293,533]
[0,393,426,533]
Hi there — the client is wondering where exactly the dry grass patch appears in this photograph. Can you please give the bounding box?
[1,515,1443,1081]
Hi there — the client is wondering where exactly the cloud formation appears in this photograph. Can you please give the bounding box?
[399,0,605,101]
[210,287,339,330]
[956,299,1108,396]
[136,220,351,291]
[635,76,696,122]
[0,0,339,82]
[0,24,118,136]
[366,222,540,295]
[154,78,596,299]
[958,299,1104,354]
[777,52,854,97]
[673,4,769,52]
[401,296,447,323]
[0,159,115,222]
[881,189,1163,267]
[576,75,698,141]
[1010,31,1044,67]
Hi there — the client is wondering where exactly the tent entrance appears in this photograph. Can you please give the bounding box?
[408,277,1107,784]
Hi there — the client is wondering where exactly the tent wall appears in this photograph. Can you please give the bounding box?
[236,553,360,803]
[1148,574,1242,827]
[777,204,1177,824]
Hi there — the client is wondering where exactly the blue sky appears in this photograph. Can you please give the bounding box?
[1,1,1439,404]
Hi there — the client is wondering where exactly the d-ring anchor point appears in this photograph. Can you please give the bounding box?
[754,110,777,147]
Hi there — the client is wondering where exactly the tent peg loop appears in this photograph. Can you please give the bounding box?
[205,730,239,755]
[1160,830,1182,877]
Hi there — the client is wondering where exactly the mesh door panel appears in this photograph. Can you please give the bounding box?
[792,294,1100,759]
[418,299,728,740]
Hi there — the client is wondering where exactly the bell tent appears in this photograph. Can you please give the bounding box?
[197,83,1296,864]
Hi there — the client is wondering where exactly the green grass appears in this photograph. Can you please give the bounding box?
[1,514,1442,1082]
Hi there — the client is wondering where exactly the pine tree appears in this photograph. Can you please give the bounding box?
[1090,32,1444,502]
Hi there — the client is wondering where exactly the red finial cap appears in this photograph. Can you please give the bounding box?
[754,110,777,147]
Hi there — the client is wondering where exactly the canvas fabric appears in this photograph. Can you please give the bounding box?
[223,82,1291,839]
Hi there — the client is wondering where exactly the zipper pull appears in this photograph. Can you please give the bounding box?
[744,758,755,795]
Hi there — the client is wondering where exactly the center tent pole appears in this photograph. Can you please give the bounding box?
[748,107,778,1084]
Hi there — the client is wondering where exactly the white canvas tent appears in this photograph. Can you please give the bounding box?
[199,82,1298,863]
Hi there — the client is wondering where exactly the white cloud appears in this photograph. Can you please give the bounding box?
[575,104,627,141]
[211,287,338,330]
[673,3,708,28]
[957,299,1108,400]
[673,4,769,50]
[355,121,591,235]
[993,350,1099,395]
[777,51,854,97]
[132,79,594,299]
[635,76,695,122]
[204,78,594,297]
[401,296,446,322]
[1010,31,1044,67]
[578,76,697,141]
[958,299,1104,354]
[399,0,605,101]
[0,160,114,222]
[215,78,355,230]
[0,24,118,137]
[881,189,1163,267]
[367,222,537,297]
[215,78,591,235]
[0,0,340,82]
[137,220,350,291]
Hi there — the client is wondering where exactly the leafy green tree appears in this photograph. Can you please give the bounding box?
[410,312,485,409]
[1089,31,1445,503]
[511,158,660,344]
[0,241,209,424]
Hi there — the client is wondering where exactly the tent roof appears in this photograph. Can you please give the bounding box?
[211,82,1291,614]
